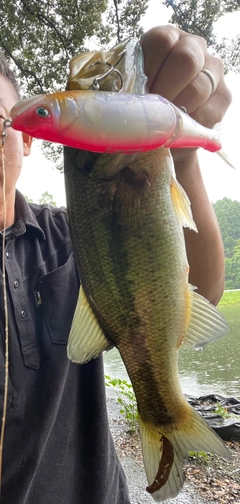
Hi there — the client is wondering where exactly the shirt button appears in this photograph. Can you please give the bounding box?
[14,280,19,289]
[5,251,10,259]
[21,310,26,319]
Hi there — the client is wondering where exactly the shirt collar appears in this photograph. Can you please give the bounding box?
[12,190,46,240]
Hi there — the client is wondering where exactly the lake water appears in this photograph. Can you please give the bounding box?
[104,304,240,399]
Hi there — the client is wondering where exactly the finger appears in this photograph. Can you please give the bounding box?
[141,25,232,129]
[141,25,180,90]
[151,34,207,100]
[142,29,207,101]
[190,80,232,128]
[173,57,225,114]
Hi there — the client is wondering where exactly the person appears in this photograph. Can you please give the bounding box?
[0,25,231,504]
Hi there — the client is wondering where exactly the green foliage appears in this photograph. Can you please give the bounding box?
[212,402,239,419]
[214,402,229,418]
[25,191,57,207]
[215,34,240,73]
[24,195,33,203]
[219,289,240,306]
[189,451,210,462]
[105,374,138,434]
[225,244,240,290]
[38,191,57,206]
[213,198,240,256]
[163,0,219,44]
[105,0,148,43]
[163,0,240,72]
[1,0,109,95]
[41,142,64,172]
[213,198,240,289]
[0,0,148,96]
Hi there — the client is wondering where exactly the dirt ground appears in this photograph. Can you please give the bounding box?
[107,396,240,504]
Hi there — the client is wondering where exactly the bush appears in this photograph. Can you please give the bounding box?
[105,375,138,434]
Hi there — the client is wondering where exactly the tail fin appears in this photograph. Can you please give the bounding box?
[217,148,235,168]
[212,123,235,168]
[138,405,231,502]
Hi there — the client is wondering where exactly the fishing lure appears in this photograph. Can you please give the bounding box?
[10,90,222,154]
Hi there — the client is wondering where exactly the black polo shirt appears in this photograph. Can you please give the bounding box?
[0,190,130,504]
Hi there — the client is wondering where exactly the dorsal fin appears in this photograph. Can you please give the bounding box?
[170,176,197,231]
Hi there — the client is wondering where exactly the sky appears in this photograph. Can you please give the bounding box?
[16,2,240,206]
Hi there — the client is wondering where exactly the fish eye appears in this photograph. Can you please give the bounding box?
[36,107,49,118]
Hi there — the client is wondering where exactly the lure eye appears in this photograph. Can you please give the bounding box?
[36,107,49,118]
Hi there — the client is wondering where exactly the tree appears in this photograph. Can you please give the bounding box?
[38,191,57,206]
[25,191,57,207]
[213,198,240,289]
[1,0,110,96]
[225,241,240,289]
[24,195,33,203]
[163,0,240,72]
[1,0,148,96]
[213,198,240,256]
[104,0,148,43]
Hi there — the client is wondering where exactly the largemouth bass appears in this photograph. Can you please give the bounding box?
[11,39,230,502]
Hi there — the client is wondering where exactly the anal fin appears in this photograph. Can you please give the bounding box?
[184,287,229,349]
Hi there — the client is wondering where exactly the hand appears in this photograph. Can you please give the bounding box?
[141,25,232,128]
[141,25,232,165]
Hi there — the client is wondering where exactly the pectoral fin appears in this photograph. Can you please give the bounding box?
[170,176,197,232]
[67,286,112,363]
[184,287,229,349]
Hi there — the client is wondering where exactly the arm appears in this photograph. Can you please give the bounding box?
[175,151,225,305]
[141,25,232,305]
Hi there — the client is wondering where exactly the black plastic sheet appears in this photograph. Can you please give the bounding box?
[185,394,240,441]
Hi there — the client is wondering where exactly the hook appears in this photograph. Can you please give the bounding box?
[89,68,123,92]
[88,49,126,92]
[1,119,12,147]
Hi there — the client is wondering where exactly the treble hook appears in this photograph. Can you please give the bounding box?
[88,49,126,92]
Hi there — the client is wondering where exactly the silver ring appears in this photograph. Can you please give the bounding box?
[179,106,188,114]
[201,68,217,94]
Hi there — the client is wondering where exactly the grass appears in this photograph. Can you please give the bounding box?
[189,451,210,462]
[105,375,138,434]
[218,289,240,306]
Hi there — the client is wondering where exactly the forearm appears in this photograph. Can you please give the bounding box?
[174,151,225,305]
[140,25,231,305]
